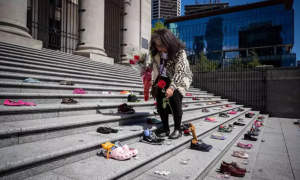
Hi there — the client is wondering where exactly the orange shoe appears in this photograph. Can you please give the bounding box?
[120,91,130,95]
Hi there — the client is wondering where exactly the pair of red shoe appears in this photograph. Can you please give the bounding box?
[220,161,246,177]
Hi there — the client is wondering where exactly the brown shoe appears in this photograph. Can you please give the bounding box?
[220,163,245,177]
[222,161,247,173]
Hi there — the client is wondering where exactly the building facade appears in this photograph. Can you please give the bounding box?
[152,0,181,20]
[0,0,152,64]
[166,0,296,67]
[184,2,229,15]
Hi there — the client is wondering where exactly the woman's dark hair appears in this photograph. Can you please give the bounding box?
[149,29,184,62]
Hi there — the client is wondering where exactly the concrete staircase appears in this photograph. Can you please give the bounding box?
[0,42,267,180]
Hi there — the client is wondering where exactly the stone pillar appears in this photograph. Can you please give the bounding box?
[121,0,142,64]
[0,0,42,48]
[74,0,113,64]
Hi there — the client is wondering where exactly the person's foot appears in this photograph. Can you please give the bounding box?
[156,128,170,137]
[169,130,182,139]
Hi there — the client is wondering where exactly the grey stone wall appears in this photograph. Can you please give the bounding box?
[266,67,300,118]
[193,67,300,118]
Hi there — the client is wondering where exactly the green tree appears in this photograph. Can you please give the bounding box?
[196,51,219,72]
[247,49,261,69]
[229,55,246,70]
[151,20,167,34]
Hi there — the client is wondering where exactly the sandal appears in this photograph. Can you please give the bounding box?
[192,97,200,100]
[59,80,75,85]
[61,98,78,104]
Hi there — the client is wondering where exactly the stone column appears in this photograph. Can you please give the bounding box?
[0,0,42,48]
[121,0,141,64]
[0,0,31,38]
[74,0,114,64]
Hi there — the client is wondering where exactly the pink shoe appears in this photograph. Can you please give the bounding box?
[237,142,253,149]
[228,111,237,114]
[115,141,138,156]
[205,116,217,122]
[232,151,249,159]
[103,146,133,160]
[73,88,87,94]
[3,99,23,106]
[226,104,232,107]
[186,93,193,96]
[19,100,37,106]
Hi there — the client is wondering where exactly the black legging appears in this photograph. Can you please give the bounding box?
[156,76,183,131]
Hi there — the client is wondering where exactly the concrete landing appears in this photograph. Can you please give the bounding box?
[251,117,300,180]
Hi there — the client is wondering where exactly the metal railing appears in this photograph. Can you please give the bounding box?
[189,55,267,113]
[27,0,79,53]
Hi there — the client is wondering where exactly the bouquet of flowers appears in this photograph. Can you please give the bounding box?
[126,44,149,72]
[126,45,152,101]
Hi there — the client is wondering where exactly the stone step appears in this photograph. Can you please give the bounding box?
[0,82,144,94]
[135,112,261,180]
[0,92,215,104]
[0,73,204,93]
[0,65,143,85]
[0,105,247,180]
[0,101,233,147]
[0,72,143,88]
[0,42,136,72]
[0,99,227,122]
[204,115,269,180]
[0,58,142,83]
[0,51,140,78]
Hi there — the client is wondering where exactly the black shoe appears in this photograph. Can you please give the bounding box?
[141,129,165,145]
[233,122,245,126]
[96,127,118,134]
[248,130,259,136]
[244,134,257,141]
[245,113,255,118]
[169,130,182,139]
[118,103,135,114]
[190,141,213,152]
[156,128,170,137]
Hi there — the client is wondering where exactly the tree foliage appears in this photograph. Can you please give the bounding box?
[151,21,167,34]
[196,51,219,72]
[247,49,262,69]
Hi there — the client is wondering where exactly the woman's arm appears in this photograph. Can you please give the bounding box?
[169,51,186,91]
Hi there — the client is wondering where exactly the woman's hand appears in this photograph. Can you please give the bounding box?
[165,88,174,99]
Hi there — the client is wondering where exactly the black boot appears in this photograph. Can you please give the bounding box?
[169,115,183,139]
[157,111,170,137]
[169,129,182,139]
[157,128,170,137]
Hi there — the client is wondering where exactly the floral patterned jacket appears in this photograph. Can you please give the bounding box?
[151,50,193,96]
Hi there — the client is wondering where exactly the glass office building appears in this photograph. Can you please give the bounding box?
[166,0,296,67]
